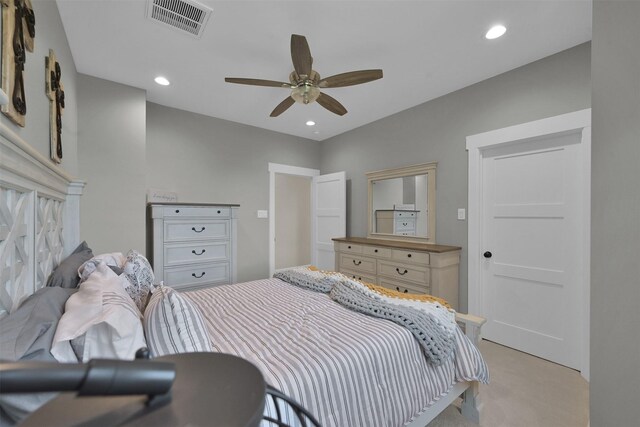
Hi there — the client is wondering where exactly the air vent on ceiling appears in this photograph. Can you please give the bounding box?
[146,0,212,38]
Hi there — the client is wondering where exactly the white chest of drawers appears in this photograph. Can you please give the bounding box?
[374,210,418,236]
[333,237,461,310]
[148,203,238,291]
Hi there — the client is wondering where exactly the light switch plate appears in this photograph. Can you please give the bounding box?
[457,208,466,220]
[257,210,268,219]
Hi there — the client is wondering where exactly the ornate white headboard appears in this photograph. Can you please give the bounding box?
[0,124,84,317]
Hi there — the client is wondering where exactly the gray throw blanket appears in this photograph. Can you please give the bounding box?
[273,268,338,293]
[330,279,455,366]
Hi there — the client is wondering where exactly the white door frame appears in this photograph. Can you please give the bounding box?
[268,163,319,277]
[466,108,591,380]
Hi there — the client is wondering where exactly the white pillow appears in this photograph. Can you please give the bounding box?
[51,262,146,362]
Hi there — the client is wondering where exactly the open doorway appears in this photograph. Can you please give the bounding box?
[268,163,319,276]
[268,163,346,276]
[274,173,312,270]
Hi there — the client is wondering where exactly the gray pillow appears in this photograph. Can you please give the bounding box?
[108,265,124,275]
[0,286,76,361]
[0,287,76,424]
[46,241,93,288]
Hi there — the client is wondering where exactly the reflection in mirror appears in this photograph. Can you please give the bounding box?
[367,162,436,243]
[372,175,428,237]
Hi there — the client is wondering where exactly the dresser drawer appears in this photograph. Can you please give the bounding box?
[394,219,415,232]
[340,254,376,273]
[394,211,417,219]
[164,262,230,288]
[362,245,391,258]
[164,220,229,242]
[164,241,229,267]
[340,268,377,284]
[339,242,363,254]
[163,206,230,218]
[379,278,430,295]
[391,249,429,265]
[378,260,429,284]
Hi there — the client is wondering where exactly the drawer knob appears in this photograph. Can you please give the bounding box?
[192,249,206,256]
[396,268,408,276]
[404,289,408,293]
[396,286,400,291]
[175,209,180,213]
[407,254,412,258]
[352,260,362,266]
[348,245,351,249]
[192,272,206,279]
[374,249,378,253]
[484,251,493,258]
[217,210,221,214]
[192,226,206,233]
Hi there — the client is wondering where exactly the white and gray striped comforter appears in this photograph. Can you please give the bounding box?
[185,278,488,427]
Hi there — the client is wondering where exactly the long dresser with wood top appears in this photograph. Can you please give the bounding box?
[332,237,461,310]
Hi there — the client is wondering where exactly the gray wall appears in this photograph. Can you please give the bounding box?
[590,1,640,425]
[0,0,78,175]
[321,43,591,311]
[319,42,591,311]
[145,102,320,282]
[77,75,147,254]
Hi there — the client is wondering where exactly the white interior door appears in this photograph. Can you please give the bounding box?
[481,132,586,369]
[312,172,346,270]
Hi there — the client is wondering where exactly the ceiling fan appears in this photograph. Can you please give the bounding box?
[225,34,383,117]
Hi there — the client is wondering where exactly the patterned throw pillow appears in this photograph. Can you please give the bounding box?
[122,250,155,312]
[143,284,212,358]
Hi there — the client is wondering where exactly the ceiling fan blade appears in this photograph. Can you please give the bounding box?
[291,34,312,77]
[270,97,296,117]
[316,92,347,116]
[225,77,291,88]
[318,69,383,88]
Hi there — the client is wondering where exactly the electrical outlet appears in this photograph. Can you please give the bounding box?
[457,208,466,220]
[257,210,268,219]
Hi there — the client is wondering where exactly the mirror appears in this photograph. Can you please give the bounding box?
[367,162,436,243]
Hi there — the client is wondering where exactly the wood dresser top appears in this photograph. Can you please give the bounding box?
[332,237,461,253]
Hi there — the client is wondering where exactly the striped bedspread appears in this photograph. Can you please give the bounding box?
[185,278,488,427]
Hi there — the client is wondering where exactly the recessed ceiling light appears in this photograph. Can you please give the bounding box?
[485,25,507,40]
[306,120,316,126]
[154,76,170,86]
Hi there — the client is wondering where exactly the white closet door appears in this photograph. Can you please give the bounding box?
[312,172,346,270]
[481,132,585,369]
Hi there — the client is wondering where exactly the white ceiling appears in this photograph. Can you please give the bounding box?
[56,0,591,141]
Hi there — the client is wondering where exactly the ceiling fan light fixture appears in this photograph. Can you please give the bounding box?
[485,24,507,40]
[306,120,316,126]
[291,84,320,104]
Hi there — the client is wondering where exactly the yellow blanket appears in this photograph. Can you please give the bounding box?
[306,265,451,309]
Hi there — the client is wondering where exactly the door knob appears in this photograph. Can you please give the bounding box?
[483,251,492,258]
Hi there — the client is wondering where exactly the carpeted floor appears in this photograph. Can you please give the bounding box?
[427,340,589,427]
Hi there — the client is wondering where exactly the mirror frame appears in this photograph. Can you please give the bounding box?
[367,162,437,243]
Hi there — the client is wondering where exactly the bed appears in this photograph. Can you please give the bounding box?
[0,125,488,426]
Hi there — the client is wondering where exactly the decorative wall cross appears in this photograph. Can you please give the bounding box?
[45,49,64,163]
[1,0,35,127]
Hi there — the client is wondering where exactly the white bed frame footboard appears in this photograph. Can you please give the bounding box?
[0,124,84,318]
[406,312,486,426]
